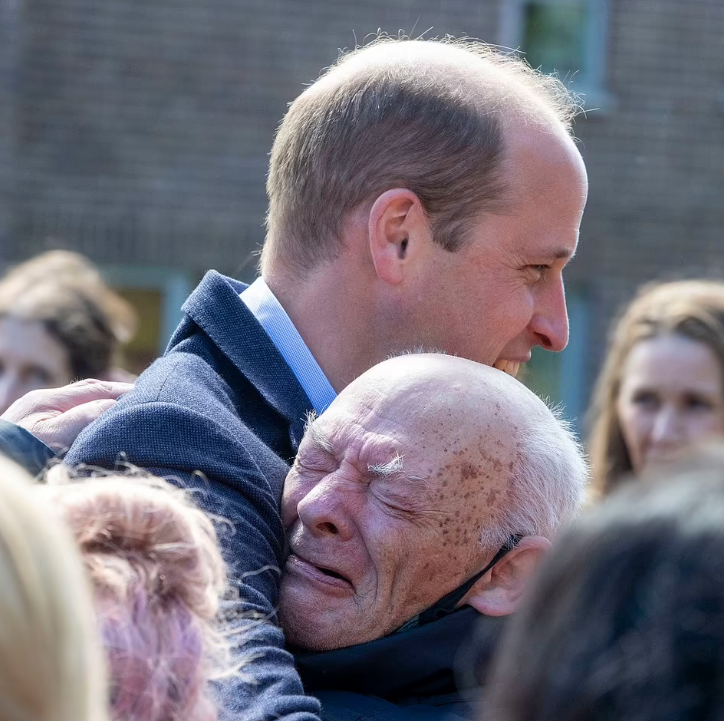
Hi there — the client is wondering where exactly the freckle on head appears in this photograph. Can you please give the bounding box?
[459,462,479,481]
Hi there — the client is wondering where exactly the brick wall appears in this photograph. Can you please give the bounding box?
[2,0,723,408]
[6,0,502,275]
[572,0,724,377]
[0,0,18,259]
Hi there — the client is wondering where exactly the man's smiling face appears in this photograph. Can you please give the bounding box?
[409,123,588,379]
[279,363,515,651]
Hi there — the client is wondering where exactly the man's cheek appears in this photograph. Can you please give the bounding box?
[281,474,302,527]
[280,489,298,528]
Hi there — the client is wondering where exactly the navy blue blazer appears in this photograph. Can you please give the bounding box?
[66,270,322,721]
[66,270,484,721]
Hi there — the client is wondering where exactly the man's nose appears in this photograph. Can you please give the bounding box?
[531,277,569,352]
[296,480,355,541]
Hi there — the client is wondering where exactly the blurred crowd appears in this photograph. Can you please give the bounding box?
[1,34,724,721]
[0,250,136,415]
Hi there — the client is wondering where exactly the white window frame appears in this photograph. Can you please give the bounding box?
[499,0,613,111]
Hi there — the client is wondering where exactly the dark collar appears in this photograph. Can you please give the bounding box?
[294,608,504,702]
[181,271,311,447]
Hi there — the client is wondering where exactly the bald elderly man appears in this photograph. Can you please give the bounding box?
[66,36,587,721]
[281,356,584,648]
[275,356,586,721]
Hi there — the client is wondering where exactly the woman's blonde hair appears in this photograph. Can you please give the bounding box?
[588,279,724,498]
[0,455,108,721]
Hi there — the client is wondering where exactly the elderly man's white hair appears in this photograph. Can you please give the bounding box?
[479,404,588,549]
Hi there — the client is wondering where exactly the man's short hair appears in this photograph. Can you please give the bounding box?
[263,36,580,274]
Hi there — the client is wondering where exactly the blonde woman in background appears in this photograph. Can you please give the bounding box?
[0,454,108,721]
[588,279,724,498]
[0,251,137,414]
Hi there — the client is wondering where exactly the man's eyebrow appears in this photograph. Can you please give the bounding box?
[303,414,335,455]
[368,453,404,478]
[367,455,427,484]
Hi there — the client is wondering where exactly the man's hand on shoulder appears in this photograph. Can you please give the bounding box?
[1,379,134,452]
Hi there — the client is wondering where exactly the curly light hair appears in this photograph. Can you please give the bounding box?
[42,472,232,721]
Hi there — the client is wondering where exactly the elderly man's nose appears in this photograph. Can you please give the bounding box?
[297,489,353,541]
[531,279,569,352]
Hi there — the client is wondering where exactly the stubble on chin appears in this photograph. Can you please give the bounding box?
[278,593,363,651]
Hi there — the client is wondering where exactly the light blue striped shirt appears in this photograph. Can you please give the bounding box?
[240,277,337,415]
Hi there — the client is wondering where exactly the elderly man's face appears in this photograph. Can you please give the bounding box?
[279,383,513,650]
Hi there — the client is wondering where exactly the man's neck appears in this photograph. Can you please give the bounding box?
[264,266,381,394]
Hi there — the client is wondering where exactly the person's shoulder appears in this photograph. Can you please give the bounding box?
[67,351,263,465]
[184,270,247,311]
[124,346,238,412]
[65,349,290,495]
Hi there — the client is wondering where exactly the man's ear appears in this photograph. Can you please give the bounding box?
[368,189,434,285]
[463,536,552,617]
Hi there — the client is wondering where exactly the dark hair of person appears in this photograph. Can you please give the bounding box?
[588,279,724,498]
[0,251,137,378]
[483,448,724,721]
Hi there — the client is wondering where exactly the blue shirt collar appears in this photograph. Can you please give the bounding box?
[240,277,337,416]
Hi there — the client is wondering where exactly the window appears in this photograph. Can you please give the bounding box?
[500,0,611,109]
[101,265,195,375]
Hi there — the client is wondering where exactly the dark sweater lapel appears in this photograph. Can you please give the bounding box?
[180,271,312,447]
[294,608,503,702]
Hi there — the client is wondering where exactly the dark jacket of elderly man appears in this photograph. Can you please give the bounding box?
[66,36,588,721]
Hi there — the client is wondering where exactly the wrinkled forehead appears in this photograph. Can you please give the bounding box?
[310,382,417,447]
[308,379,518,485]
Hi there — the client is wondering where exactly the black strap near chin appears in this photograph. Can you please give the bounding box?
[394,534,522,634]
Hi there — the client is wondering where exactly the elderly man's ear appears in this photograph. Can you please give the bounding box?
[368,189,436,285]
[462,536,552,617]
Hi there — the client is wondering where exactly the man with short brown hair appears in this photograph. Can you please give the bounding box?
[260,38,586,389]
[67,35,588,721]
